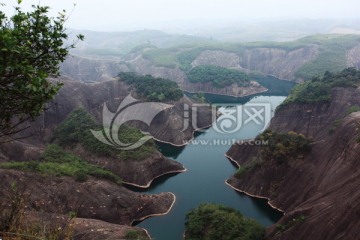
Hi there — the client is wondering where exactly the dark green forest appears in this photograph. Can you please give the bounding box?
[184,203,265,240]
[118,72,183,102]
[284,67,360,104]
[187,65,251,88]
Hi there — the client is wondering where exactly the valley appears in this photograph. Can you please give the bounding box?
[1,9,360,239]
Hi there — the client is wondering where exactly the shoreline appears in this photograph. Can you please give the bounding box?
[224,153,285,213]
[183,88,269,98]
[141,228,152,240]
[225,151,246,168]
[130,192,177,225]
[153,123,213,147]
[224,179,285,214]
[123,167,187,189]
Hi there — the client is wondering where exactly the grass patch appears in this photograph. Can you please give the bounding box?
[0,144,122,184]
[142,48,178,68]
[124,229,147,240]
[276,215,306,233]
[235,157,264,179]
[346,105,360,115]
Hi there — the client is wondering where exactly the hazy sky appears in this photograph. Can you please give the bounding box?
[2,0,360,31]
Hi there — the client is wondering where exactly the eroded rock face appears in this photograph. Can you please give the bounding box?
[0,169,175,226]
[73,218,150,240]
[347,43,360,68]
[14,77,211,147]
[0,77,191,239]
[239,45,319,80]
[61,55,129,82]
[61,53,268,97]
[192,50,243,69]
[0,77,200,186]
[62,44,321,88]
[226,88,360,240]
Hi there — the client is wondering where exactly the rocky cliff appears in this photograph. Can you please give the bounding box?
[61,55,128,82]
[347,43,360,68]
[192,47,319,80]
[226,88,360,240]
[0,71,213,239]
[1,77,213,186]
[62,35,360,88]
[0,169,175,239]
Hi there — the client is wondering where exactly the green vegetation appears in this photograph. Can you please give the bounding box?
[295,35,360,79]
[0,144,122,184]
[0,3,83,137]
[118,72,183,102]
[53,108,157,160]
[142,48,178,68]
[185,203,265,240]
[177,47,210,71]
[257,130,312,164]
[235,131,312,179]
[328,119,343,135]
[187,65,250,88]
[276,215,306,233]
[284,68,360,105]
[134,34,360,83]
[346,105,360,115]
[124,229,147,240]
[235,157,264,179]
[328,106,360,135]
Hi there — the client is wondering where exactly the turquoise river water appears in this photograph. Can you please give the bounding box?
[128,77,295,240]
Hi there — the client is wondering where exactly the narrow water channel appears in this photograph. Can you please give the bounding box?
[128,78,295,240]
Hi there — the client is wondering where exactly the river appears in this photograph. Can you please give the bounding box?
[128,77,295,240]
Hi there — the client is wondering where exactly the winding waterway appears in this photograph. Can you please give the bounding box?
[129,77,295,240]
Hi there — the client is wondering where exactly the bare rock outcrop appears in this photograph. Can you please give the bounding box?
[61,55,129,82]
[226,88,360,240]
[347,43,360,68]
[0,169,175,226]
[239,45,319,80]
[192,50,243,69]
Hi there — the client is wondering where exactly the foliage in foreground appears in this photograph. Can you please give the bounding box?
[118,72,183,102]
[187,65,250,88]
[52,108,157,160]
[0,3,83,137]
[0,144,122,184]
[283,68,360,105]
[185,203,265,240]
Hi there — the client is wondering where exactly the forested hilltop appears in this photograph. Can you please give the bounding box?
[62,34,360,84]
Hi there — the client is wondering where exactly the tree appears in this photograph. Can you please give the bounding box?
[185,203,265,240]
[0,1,83,138]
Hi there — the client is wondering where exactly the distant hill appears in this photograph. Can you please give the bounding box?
[66,29,213,59]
